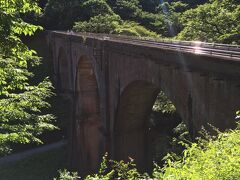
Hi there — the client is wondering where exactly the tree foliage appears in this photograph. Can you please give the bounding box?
[73,14,159,37]
[139,0,160,13]
[42,0,240,44]
[81,0,114,20]
[43,0,82,30]
[56,123,240,179]
[111,0,141,20]
[73,14,122,34]
[153,91,176,113]
[236,111,240,120]
[0,0,55,155]
[170,0,208,7]
[178,0,240,44]
[116,21,159,37]
[157,125,240,179]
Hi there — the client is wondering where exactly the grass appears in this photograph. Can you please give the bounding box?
[0,146,67,180]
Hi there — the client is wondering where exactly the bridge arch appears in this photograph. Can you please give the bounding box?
[113,81,159,169]
[48,32,240,176]
[71,55,103,174]
[57,47,71,93]
[114,81,160,133]
[113,80,183,171]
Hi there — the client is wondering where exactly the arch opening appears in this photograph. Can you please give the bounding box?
[150,91,182,166]
[114,81,182,172]
[71,55,103,175]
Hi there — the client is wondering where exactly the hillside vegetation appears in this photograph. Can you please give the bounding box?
[56,120,240,179]
[39,0,240,44]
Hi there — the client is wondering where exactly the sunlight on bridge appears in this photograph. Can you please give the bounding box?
[193,41,204,54]
[193,46,204,54]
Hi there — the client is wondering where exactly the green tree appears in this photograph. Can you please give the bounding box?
[81,0,114,20]
[113,0,141,20]
[0,0,55,155]
[43,0,82,29]
[116,21,159,37]
[178,0,240,44]
[42,0,183,37]
[174,0,207,7]
[154,124,240,179]
[155,2,184,36]
[73,14,159,37]
[56,123,240,179]
[108,0,167,36]
[139,0,160,13]
[73,14,122,34]
[43,0,114,30]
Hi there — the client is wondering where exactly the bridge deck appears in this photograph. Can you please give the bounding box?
[52,31,240,61]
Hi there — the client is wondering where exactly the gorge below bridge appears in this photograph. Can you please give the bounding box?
[33,31,240,174]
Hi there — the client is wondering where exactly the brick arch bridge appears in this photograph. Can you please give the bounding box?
[46,31,240,174]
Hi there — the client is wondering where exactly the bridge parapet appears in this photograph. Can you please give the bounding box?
[51,31,240,58]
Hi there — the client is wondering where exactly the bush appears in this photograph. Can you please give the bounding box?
[54,169,80,180]
[73,14,159,38]
[56,122,240,180]
[55,154,150,180]
[116,21,159,37]
[157,124,240,179]
[73,14,122,34]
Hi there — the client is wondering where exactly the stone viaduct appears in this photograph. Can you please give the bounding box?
[41,31,240,174]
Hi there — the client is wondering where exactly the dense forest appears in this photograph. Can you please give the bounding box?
[36,0,240,44]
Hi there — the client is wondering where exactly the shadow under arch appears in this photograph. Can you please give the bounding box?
[114,80,160,172]
[71,55,103,175]
[57,47,71,93]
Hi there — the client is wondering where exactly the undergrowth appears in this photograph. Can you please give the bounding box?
[56,119,240,180]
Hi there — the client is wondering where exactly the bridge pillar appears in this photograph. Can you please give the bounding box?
[70,55,104,175]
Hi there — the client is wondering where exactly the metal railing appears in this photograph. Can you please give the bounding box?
[53,31,240,59]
